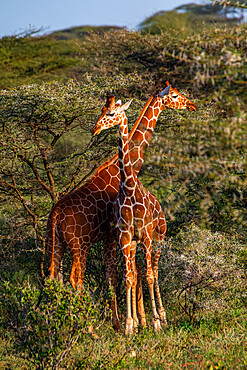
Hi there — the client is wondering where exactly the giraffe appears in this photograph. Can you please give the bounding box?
[93,96,170,331]
[46,81,197,331]
[92,91,173,335]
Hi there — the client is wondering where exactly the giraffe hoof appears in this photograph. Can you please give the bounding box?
[138,316,147,328]
[152,316,161,332]
[125,318,133,336]
[133,318,139,331]
[113,320,121,332]
[158,310,167,326]
[112,323,121,332]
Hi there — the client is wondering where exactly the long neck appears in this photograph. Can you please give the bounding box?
[128,95,163,175]
[90,95,163,184]
[118,117,136,193]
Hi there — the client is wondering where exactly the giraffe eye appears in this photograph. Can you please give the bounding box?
[172,95,178,99]
[107,112,115,116]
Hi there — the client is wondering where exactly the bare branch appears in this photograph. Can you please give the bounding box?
[17,153,56,201]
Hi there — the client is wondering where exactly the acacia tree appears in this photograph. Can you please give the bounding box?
[0,76,141,249]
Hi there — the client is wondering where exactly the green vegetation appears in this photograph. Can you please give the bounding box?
[0,225,246,369]
[0,280,98,368]
[51,25,124,40]
[138,2,244,34]
[0,32,80,88]
[0,1,246,368]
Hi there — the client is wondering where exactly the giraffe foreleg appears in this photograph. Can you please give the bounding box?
[130,240,138,331]
[120,232,134,336]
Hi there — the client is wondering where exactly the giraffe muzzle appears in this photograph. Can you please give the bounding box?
[187,102,197,111]
[92,125,101,136]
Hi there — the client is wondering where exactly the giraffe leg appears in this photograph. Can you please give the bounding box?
[104,238,121,332]
[57,261,64,283]
[136,260,147,327]
[130,241,138,331]
[152,248,167,325]
[142,235,161,332]
[69,241,90,290]
[125,280,133,336]
[70,254,80,290]
[120,233,134,336]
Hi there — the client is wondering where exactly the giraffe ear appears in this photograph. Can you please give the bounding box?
[159,85,171,97]
[120,99,133,111]
[106,96,115,108]
[115,99,122,105]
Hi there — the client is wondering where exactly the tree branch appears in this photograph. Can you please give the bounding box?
[0,176,38,230]
[17,153,56,201]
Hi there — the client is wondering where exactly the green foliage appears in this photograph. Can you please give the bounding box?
[139,10,195,35]
[75,24,247,105]
[51,25,124,40]
[159,223,246,317]
[138,3,244,35]
[0,20,246,97]
[0,30,81,88]
[0,279,97,369]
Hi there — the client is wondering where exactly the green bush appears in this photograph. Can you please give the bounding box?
[138,3,243,35]
[0,280,98,369]
[158,223,247,324]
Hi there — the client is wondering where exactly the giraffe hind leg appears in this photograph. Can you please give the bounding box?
[152,248,167,325]
[69,241,90,291]
[103,238,121,332]
[136,259,147,328]
[142,238,161,332]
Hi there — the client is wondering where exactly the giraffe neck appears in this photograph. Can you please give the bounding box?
[129,96,163,174]
[89,95,164,185]
[118,117,136,194]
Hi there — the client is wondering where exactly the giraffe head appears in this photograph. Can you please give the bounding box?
[92,96,132,136]
[158,81,197,111]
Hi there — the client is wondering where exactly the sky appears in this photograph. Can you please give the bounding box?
[0,0,206,38]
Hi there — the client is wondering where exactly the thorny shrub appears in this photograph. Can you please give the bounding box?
[157,223,246,324]
[0,279,99,369]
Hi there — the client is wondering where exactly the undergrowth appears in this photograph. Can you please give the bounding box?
[0,225,246,369]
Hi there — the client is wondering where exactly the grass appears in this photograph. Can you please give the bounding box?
[0,225,246,369]
[1,310,246,369]
[73,320,246,369]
